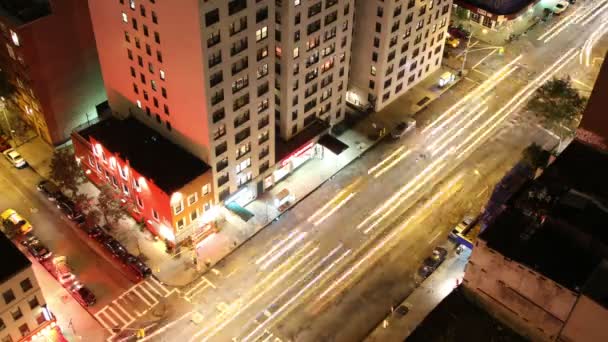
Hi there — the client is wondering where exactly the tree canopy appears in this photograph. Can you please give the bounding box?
[526,77,587,127]
[96,185,127,225]
[49,148,85,195]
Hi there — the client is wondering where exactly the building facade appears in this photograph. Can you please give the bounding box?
[348,0,451,111]
[88,0,277,204]
[274,0,353,141]
[0,233,57,342]
[0,0,106,145]
[72,117,216,246]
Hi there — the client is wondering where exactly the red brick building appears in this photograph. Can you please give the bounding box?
[72,116,216,247]
[0,0,105,145]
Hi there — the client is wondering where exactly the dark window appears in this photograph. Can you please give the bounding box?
[205,9,220,26]
[228,0,247,15]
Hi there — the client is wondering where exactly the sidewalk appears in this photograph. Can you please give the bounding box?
[365,245,471,342]
[17,65,463,287]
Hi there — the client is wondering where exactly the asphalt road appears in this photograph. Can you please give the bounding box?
[135,2,608,341]
[0,158,133,312]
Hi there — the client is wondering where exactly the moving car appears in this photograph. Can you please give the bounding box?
[1,209,33,234]
[391,118,417,139]
[3,148,27,168]
[448,26,470,40]
[446,35,460,48]
[70,282,96,306]
[553,0,569,14]
[36,180,62,202]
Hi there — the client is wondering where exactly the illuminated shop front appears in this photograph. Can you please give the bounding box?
[273,142,317,183]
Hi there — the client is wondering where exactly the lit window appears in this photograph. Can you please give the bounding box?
[130,0,135,10]
[173,200,183,215]
[294,0,301,5]
[160,69,166,80]
[256,26,268,41]
[187,193,198,206]
[136,100,142,108]
[293,47,299,58]
[122,12,128,23]
[10,30,19,46]
[202,184,210,195]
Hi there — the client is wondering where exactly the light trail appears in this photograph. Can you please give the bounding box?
[308,178,362,223]
[538,11,579,41]
[367,146,406,175]
[316,174,464,305]
[429,107,490,156]
[312,192,357,226]
[193,245,320,341]
[575,0,608,25]
[427,96,490,137]
[543,0,608,43]
[427,101,489,152]
[356,154,447,231]
[421,55,523,134]
[255,230,300,266]
[259,232,308,270]
[240,245,350,342]
[456,48,579,160]
[372,150,412,178]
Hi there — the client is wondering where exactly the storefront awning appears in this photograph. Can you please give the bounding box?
[318,134,349,155]
[226,202,255,222]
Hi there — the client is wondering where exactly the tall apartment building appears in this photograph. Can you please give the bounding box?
[0,0,105,145]
[88,0,277,204]
[0,233,58,342]
[349,0,451,111]
[274,0,354,141]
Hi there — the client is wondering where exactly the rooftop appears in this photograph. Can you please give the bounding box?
[0,232,31,283]
[481,140,608,293]
[407,289,526,342]
[455,0,538,15]
[78,116,211,194]
[0,0,51,25]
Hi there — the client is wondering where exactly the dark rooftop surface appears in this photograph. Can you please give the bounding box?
[481,140,608,293]
[407,290,527,342]
[456,0,537,15]
[0,0,50,25]
[78,116,210,194]
[0,232,31,283]
[275,119,329,162]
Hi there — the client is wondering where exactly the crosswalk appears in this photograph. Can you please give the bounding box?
[95,277,177,332]
[182,276,216,302]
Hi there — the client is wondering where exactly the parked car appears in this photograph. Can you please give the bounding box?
[553,0,569,14]
[87,226,112,243]
[394,304,410,317]
[53,256,76,285]
[56,198,85,224]
[20,233,39,247]
[36,180,62,202]
[125,255,152,278]
[0,136,10,153]
[70,282,96,306]
[451,216,474,237]
[419,247,448,278]
[104,239,129,260]
[391,118,417,139]
[1,209,33,234]
[27,242,53,261]
[2,148,27,168]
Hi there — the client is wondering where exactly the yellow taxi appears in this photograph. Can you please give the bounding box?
[1,209,33,234]
[446,35,460,48]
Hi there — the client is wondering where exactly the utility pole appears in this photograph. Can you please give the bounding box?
[460,30,474,77]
